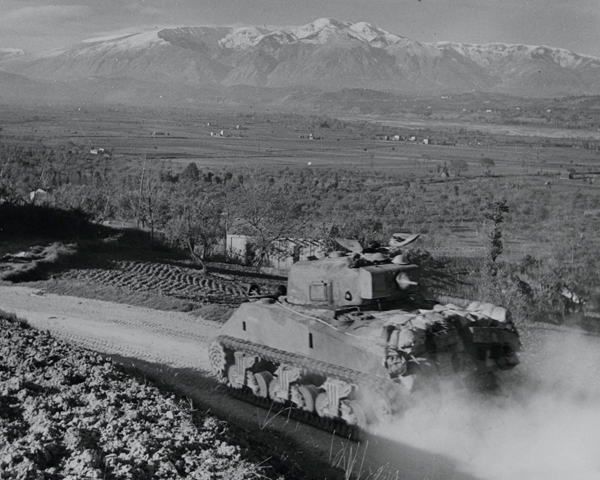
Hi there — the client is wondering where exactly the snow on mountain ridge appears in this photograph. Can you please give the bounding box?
[218,26,272,49]
[64,19,599,67]
[78,31,168,54]
[0,47,26,55]
[0,48,26,61]
[347,22,403,46]
[437,41,599,69]
[290,18,353,44]
[7,18,599,98]
[292,18,351,40]
[215,18,406,49]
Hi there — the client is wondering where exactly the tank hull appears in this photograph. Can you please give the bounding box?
[217,301,390,378]
[209,297,521,432]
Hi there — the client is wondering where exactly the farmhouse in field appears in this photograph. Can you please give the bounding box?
[559,169,575,180]
[29,189,50,204]
[299,133,322,140]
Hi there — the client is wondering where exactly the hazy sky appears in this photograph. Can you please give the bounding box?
[2,0,600,57]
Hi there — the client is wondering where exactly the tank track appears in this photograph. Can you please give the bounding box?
[216,335,407,437]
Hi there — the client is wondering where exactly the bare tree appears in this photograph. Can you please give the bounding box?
[480,157,495,175]
[229,181,307,266]
[163,192,225,271]
[450,158,469,177]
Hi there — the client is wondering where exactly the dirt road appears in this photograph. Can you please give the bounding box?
[2,285,549,480]
[0,286,383,478]
[0,286,218,370]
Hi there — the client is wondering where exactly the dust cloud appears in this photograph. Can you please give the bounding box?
[376,329,600,480]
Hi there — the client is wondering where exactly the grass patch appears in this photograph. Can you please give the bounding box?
[189,304,235,323]
[27,278,204,313]
[1,242,78,282]
[0,308,30,328]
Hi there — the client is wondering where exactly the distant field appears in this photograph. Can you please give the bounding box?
[2,102,600,264]
[342,115,600,140]
[1,104,600,180]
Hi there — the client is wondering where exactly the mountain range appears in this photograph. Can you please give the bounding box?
[1,18,599,107]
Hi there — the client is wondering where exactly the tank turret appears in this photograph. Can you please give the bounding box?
[209,243,521,433]
[286,253,420,309]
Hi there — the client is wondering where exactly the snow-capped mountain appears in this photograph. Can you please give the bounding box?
[214,18,404,51]
[1,18,599,99]
[439,42,598,70]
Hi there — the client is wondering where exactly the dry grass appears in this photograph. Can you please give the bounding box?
[26,277,236,322]
[27,278,203,314]
[0,308,30,328]
[0,242,78,282]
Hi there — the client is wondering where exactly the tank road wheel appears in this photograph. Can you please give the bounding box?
[228,365,243,389]
[252,371,273,399]
[268,378,286,403]
[293,385,320,412]
[208,341,228,384]
[315,392,334,419]
[340,400,368,428]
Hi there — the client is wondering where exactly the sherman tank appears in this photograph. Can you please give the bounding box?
[209,238,521,432]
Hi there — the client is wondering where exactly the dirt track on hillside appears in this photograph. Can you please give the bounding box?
[0,286,218,370]
[7,286,593,480]
[0,287,375,478]
[1,286,500,480]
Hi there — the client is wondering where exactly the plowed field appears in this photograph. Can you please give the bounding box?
[60,260,255,306]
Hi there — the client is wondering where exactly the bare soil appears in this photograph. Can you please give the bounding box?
[5,285,599,480]
[60,260,259,306]
[0,315,279,479]
[3,238,599,479]
[0,286,359,479]
[0,240,286,321]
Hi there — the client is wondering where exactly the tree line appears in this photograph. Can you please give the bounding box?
[2,140,599,323]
